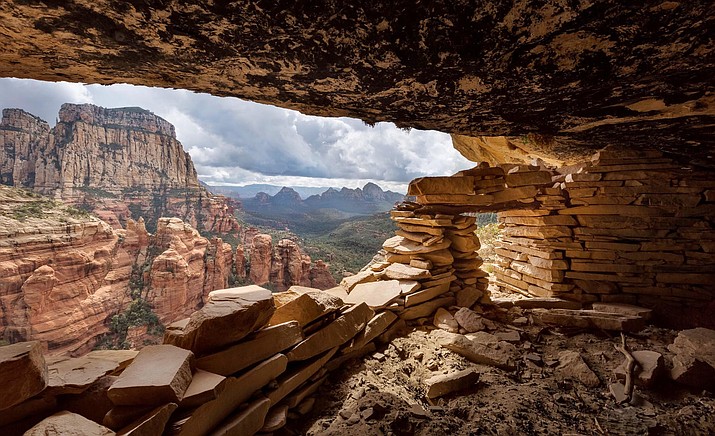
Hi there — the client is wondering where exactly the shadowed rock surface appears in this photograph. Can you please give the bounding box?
[0,1,712,165]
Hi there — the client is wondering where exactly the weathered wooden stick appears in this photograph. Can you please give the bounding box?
[614,332,637,404]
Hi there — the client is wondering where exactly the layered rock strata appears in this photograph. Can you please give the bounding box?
[0,105,240,234]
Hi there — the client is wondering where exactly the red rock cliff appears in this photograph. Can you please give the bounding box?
[0,104,240,236]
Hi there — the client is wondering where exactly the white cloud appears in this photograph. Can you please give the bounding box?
[0,78,474,188]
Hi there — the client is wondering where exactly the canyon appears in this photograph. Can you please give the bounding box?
[0,105,336,355]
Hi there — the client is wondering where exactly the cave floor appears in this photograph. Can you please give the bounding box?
[288,314,715,436]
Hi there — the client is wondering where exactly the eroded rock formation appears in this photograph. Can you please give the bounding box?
[247,234,337,291]
[0,186,338,354]
[0,2,712,165]
[0,105,240,234]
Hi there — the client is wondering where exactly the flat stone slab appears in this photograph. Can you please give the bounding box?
[286,303,374,361]
[211,397,270,436]
[0,341,47,411]
[269,290,343,327]
[432,330,516,371]
[382,236,451,255]
[108,345,194,407]
[164,286,275,355]
[196,321,303,376]
[267,348,338,405]
[344,280,402,309]
[25,411,114,436]
[456,287,483,308]
[171,354,287,436]
[399,280,421,295]
[118,403,177,436]
[532,308,646,332]
[340,270,378,292]
[404,283,450,307]
[425,368,480,399]
[514,298,581,310]
[342,311,398,354]
[180,369,226,409]
[400,297,455,321]
[260,404,289,432]
[591,303,653,320]
[383,263,432,280]
[47,354,131,395]
[556,350,600,387]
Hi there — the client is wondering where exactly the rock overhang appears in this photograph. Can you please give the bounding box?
[0,1,713,166]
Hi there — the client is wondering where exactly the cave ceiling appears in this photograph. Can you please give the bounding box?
[0,1,713,166]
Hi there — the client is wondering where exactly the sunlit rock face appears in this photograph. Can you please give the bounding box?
[0,1,712,165]
[0,104,241,234]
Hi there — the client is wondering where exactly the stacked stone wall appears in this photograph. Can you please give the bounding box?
[407,148,715,323]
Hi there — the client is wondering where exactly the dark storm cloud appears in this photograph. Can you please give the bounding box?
[0,78,473,188]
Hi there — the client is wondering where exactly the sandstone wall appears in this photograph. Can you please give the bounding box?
[0,109,50,187]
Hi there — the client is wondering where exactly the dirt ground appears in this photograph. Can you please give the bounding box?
[283,303,715,436]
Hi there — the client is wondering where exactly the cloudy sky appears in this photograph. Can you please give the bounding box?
[0,78,473,193]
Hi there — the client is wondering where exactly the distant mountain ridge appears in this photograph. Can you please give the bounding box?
[209,184,335,199]
[242,182,405,216]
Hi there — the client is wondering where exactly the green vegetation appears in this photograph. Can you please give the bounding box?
[11,200,56,221]
[476,215,500,265]
[78,187,117,198]
[95,298,164,350]
[302,212,397,278]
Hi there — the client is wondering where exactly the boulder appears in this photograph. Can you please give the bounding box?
[425,368,480,399]
[433,308,459,333]
[0,341,47,411]
[453,308,485,333]
[286,303,374,361]
[669,328,715,389]
[163,286,275,355]
[107,345,194,407]
[25,411,114,436]
[195,321,303,376]
[555,351,600,388]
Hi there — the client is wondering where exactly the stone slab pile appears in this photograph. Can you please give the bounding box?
[337,207,492,326]
[1,284,406,436]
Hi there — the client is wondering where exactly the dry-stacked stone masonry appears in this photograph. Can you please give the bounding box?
[403,147,715,328]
